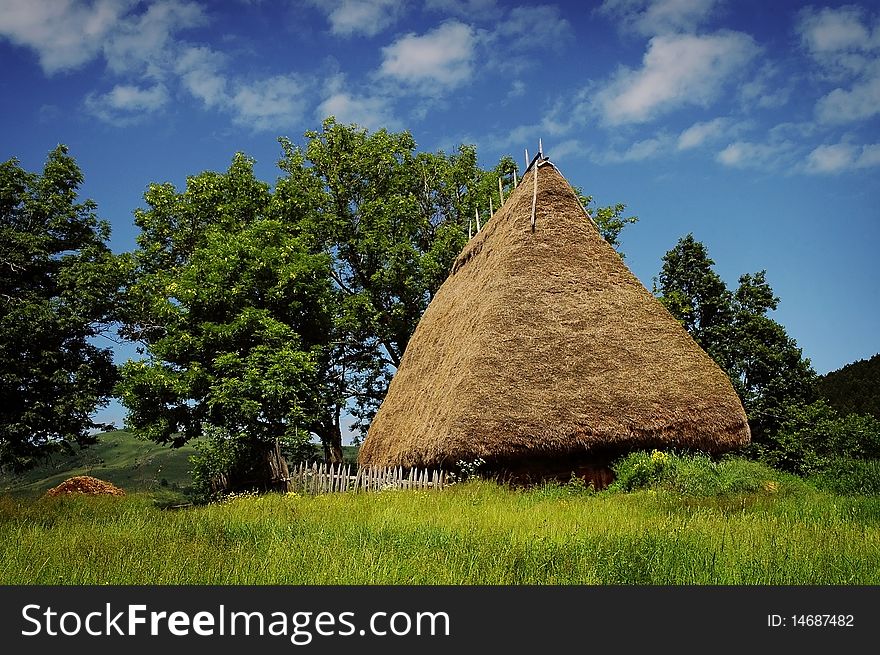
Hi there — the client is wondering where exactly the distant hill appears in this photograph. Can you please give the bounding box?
[0,430,198,498]
[0,430,360,499]
[817,353,880,419]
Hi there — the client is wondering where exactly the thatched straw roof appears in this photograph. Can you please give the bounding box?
[358,160,750,472]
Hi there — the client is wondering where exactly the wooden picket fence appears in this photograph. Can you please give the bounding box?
[285,461,449,495]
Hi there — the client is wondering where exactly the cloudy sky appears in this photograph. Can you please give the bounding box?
[2,0,878,428]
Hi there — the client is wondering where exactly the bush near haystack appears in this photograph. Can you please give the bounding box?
[756,400,880,476]
[608,450,800,497]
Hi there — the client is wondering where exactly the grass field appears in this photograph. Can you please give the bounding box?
[2,472,879,585]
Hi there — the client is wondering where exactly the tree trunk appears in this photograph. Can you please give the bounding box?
[315,408,345,464]
[328,409,344,464]
[263,439,290,492]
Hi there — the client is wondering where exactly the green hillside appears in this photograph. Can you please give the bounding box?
[817,353,880,419]
[0,430,197,498]
[0,430,360,499]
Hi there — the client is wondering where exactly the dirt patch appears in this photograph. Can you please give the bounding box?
[45,475,125,497]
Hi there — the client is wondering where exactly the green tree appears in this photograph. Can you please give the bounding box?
[118,153,332,490]
[276,119,515,458]
[655,234,815,444]
[760,400,880,475]
[574,190,638,255]
[0,146,122,471]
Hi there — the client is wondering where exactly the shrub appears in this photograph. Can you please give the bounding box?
[808,457,880,496]
[189,425,313,501]
[608,450,793,497]
[757,400,880,476]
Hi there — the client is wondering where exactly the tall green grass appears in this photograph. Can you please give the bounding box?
[2,473,878,585]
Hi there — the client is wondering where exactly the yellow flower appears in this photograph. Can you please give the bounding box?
[763,481,779,493]
[650,449,669,464]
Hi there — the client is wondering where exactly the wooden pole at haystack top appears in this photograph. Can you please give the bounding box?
[498,176,505,205]
[475,207,481,231]
[530,150,538,230]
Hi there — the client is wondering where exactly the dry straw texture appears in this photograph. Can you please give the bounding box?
[359,163,749,473]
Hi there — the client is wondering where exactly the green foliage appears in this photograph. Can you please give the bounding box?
[189,425,314,501]
[574,189,638,255]
[809,457,880,496]
[817,353,880,419]
[118,153,332,489]
[654,234,815,442]
[608,450,800,497]
[756,400,880,476]
[0,146,124,471]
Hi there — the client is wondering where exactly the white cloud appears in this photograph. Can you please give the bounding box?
[715,140,794,170]
[805,142,880,174]
[595,31,759,125]
[0,0,204,75]
[313,0,404,37]
[494,5,573,51]
[0,0,131,73]
[548,139,583,161]
[424,0,500,20]
[815,69,880,123]
[379,21,476,92]
[797,6,878,56]
[229,75,308,131]
[84,82,169,125]
[316,75,399,130]
[739,63,793,110]
[599,134,673,162]
[677,117,729,150]
[797,6,880,125]
[104,0,205,75]
[598,0,720,36]
[175,46,228,108]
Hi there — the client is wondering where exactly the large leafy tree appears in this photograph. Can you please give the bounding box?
[655,234,815,443]
[0,146,122,471]
[118,153,333,489]
[276,119,517,459]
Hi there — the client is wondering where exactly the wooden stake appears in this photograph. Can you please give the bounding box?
[530,159,538,231]
[539,138,543,157]
[498,177,504,205]
[524,148,529,170]
[513,169,518,188]
[475,207,481,231]
[468,215,473,239]
[489,196,494,216]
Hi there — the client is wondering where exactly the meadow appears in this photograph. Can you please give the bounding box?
[2,461,879,585]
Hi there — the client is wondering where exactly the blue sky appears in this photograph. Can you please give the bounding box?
[2,0,878,431]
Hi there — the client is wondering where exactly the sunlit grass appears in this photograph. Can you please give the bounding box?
[2,478,879,585]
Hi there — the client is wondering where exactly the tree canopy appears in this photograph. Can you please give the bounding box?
[117,153,332,489]
[817,353,880,420]
[0,146,122,471]
[654,234,815,443]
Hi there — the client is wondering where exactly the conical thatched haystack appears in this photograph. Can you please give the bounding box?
[358,159,749,484]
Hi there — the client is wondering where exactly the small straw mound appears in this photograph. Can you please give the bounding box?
[359,162,750,474]
[45,475,125,497]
